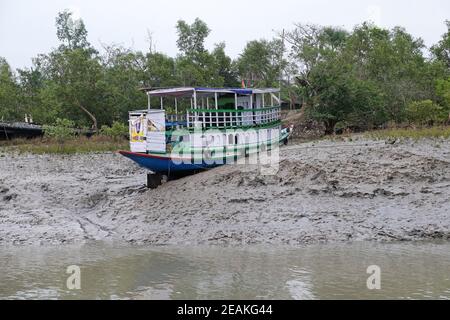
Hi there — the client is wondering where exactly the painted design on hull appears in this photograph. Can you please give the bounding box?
[119,150,222,174]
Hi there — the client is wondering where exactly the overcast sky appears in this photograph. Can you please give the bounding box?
[0,0,449,70]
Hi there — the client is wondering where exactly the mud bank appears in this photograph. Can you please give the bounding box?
[0,138,449,245]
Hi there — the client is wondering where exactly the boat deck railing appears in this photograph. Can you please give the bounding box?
[166,114,187,123]
[186,106,281,129]
[133,107,281,131]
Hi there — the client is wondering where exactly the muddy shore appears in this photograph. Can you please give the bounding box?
[0,138,449,245]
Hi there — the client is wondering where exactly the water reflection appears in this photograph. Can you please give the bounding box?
[286,268,315,300]
[0,242,449,300]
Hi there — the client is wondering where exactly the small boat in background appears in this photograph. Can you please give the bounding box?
[119,87,293,187]
[0,121,43,140]
[0,119,95,140]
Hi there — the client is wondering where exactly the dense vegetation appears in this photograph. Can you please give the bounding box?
[0,11,449,134]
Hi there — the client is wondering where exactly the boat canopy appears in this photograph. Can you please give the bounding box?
[144,87,279,97]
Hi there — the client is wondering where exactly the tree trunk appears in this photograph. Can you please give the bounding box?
[289,90,296,110]
[77,103,97,132]
[324,120,336,135]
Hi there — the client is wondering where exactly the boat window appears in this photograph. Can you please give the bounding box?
[228,134,233,145]
[235,135,238,145]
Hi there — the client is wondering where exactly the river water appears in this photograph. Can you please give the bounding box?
[0,242,449,300]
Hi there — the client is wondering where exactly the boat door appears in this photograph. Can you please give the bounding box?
[129,111,147,153]
[254,94,262,124]
[237,95,252,126]
[146,110,166,154]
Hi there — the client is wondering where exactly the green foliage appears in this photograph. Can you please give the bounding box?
[27,11,103,130]
[55,10,90,50]
[43,118,76,142]
[145,52,177,87]
[287,24,348,74]
[98,45,147,123]
[175,18,236,87]
[305,58,384,133]
[16,67,44,122]
[211,43,239,87]
[38,48,103,129]
[436,77,450,106]
[0,57,22,121]
[100,121,128,139]
[236,39,285,87]
[288,22,446,132]
[346,24,430,122]
[431,21,450,69]
[176,18,210,58]
[405,100,445,125]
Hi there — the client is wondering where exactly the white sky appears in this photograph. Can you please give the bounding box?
[0,0,449,70]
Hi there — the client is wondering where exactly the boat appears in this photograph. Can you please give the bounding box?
[0,121,43,140]
[119,87,293,187]
[0,120,95,140]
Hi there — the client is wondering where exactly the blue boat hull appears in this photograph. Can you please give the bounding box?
[119,151,222,174]
[119,127,293,174]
